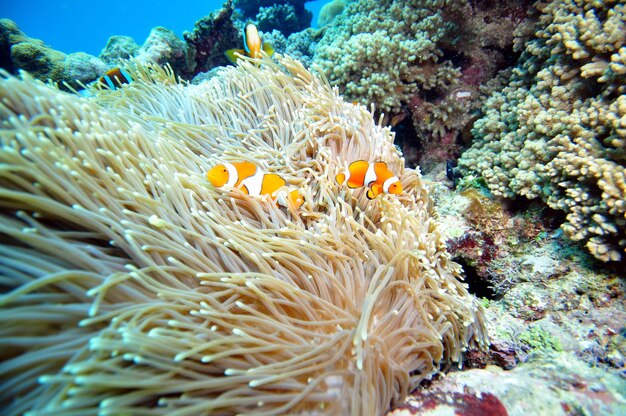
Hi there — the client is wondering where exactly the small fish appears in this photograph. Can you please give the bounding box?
[336,160,403,199]
[225,22,274,63]
[98,67,133,90]
[207,161,303,209]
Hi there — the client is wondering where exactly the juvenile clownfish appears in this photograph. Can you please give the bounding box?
[336,160,403,199]
[225,22,275,64]
[98,67,133,90]
[207,161,303,209]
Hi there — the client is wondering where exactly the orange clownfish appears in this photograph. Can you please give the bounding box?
[98,67,133,90]
[225,22,274,64]
[336,160,403,199]
[207,161,303,209]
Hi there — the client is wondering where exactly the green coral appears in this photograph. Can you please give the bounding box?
[458,0,626,262]
[312,0,464,122]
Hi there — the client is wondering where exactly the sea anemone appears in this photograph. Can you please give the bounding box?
[0,56,487,415]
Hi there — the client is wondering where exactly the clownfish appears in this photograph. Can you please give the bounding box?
[336,160,403,199]
[98,67,133,90]
[225,22,274,64]
[207,161,303,209]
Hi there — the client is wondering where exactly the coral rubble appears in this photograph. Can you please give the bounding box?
[0,56,486,415]
[458,0,626,262]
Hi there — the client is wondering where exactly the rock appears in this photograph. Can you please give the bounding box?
[63,52,108,88]
[10,41,65,80]
[136,27,191,76]
[389,353,626,416]
[0,18,30,72]
[99,35,140,64]
[183,0,239,74]
[0,18,106,90]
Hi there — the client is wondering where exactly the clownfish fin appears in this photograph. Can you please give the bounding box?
[231,161,257,182]
[336,173,346,185]
[349,160,369,169]
[289,189,304,209]
[225,48,246,64]
[276,188,304,209]
[261,173,286,196]
[262,42,274,57]
[346,179,361,189]
[367,184,382,199]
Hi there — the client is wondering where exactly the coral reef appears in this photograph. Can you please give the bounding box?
[284,31,317,68]
[313,0,464,115]
[183,0,240,74]
[0,19,107,90]
[100,29,191,78]
[458,0,626,262]
[62,52,109,87]
[256,3,302,36]
[135,27,191,76]
[430,169,557,295]
[234,0,312,34]
[268,28,321,68]
[260,29,288,55]
[0,18,38,73]
[99,35,140,65]
[311,0,531,170]
[404,165,626,415]
[0,56,486,415]
[318,0,346,27]
[388,352,626,415]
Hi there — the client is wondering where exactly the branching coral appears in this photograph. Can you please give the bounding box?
[0,56,487,415]
[234,0,312,34]
[458,0,626,262]
[256,3,302,36]
[312,0,465,125]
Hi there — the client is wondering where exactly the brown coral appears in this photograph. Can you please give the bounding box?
[459,0,626,262]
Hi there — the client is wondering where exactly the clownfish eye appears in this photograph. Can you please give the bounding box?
[223,168,227,173]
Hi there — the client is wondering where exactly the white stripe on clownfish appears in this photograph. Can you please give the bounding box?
[225,163,239,188]
[239,168,265,196]
[383,176,400,193]
[363,163,377,188]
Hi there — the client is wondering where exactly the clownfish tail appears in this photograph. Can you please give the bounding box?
[336,173,346,185]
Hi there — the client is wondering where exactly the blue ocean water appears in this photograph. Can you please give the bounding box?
[0,0,326,56]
